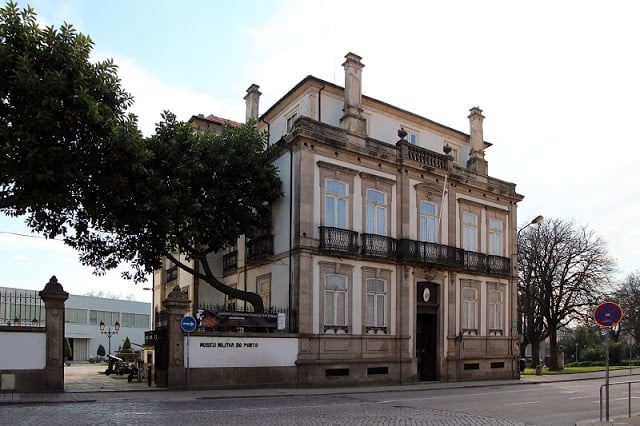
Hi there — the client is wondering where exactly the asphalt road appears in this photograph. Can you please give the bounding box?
[1,364,637,425]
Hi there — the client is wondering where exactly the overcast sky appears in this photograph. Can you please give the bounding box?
[2,0,638,301]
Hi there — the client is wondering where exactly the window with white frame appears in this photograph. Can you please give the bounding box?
[325,180,348,228]
[488,290,503,336]
[462,287,478,335]
[324,274,348,333]
[365,278,386,333]
[462,211,478,251]
[257,275,271,310]
[403,127,418,145]
[286,111,298,132]
[488,218,503,256]
[419,201,438,243]
[366,189,386,235]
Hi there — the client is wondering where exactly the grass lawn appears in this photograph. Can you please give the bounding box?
[522,365,635,375]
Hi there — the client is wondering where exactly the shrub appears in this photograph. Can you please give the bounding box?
[97,344,106,357]
[63,338,72,360]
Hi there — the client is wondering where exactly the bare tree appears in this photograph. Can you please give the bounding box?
[613,271,640,345]
[518,218,614,370]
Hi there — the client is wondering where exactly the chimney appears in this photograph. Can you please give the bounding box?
[339,52,367,136]
[466,107,488,175]
[244,84,261,122]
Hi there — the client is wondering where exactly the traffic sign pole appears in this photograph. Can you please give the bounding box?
[593,302,623,422]
[180,316,197,389]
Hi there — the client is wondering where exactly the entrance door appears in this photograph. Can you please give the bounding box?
[416,312,437,381]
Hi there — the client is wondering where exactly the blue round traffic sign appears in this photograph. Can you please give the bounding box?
[594,302,623,327]
[181,315,197,333]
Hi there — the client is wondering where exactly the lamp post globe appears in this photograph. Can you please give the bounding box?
[99,320,120,355]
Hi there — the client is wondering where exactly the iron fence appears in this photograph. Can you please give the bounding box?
[0,287,45,326]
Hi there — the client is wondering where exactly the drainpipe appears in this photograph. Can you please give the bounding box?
[318,84,325,122]
[286,139,294,333]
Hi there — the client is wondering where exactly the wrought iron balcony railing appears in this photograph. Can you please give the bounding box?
[361,233,397,258]
[397,239,464,267]
[247,234,274,261]
[165,266,178,283]
[318,227,510,276]
[223,250,238,271]
[319,226,359,253]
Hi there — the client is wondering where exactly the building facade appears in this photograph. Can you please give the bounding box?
[153,52,523,384]
[1,286,151,361]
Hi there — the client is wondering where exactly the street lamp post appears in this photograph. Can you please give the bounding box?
[516,215,544,363]
[99,320,121,355]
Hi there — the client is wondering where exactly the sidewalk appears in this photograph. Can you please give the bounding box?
[2,363,639,425]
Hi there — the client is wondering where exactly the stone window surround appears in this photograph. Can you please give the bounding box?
[362,266,392,334]
[319,262,354,334]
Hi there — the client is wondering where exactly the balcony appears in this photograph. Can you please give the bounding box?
[318,226,511,276]
[464,251,487,272]
[319,226,359,254]
[165,266,178,283]
[487,255,511,275]
[222,250,238,271]
[396,140,449,170]
[398,239,464,267]
[247,234,274,262]
[361,234,397,258]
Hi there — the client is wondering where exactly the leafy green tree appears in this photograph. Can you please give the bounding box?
[0,1,139,234]
[63,337,72,360]
[65,114,282,312]
[121,336,133,353]
[519,218,614,370]
[1,3,282,312]
[97,344,106,357]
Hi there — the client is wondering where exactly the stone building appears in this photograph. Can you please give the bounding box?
[152,52,523,385]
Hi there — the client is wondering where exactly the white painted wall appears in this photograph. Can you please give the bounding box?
[186,336,298,368]
[0,332,45,369]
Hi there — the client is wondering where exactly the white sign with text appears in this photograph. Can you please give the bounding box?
[187,336,298,368]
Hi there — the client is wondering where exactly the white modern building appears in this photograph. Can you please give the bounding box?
[0,286,151,361]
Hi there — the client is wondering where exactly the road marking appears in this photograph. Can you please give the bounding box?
[504,401,541,406]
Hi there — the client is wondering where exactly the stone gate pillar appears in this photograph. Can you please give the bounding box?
[39,276,69,391]
[163,285,190,388]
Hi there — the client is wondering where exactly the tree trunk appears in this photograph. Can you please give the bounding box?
[548,328,560,371]
[170,253,266,313]
[531,341,540,367]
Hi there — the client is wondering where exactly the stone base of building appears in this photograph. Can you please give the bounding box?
[186,366,298,389]
[0,369,47,393]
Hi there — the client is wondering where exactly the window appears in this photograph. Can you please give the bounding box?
[408,132,417,145]
[462,287,477,335]
[121,312,135,327]
[286,111,298,132]
[324,274,348,333]
[488,218,503,256]
[65,308,87,324]
[488,290,503,336]
[366,189,386,235]
[257,275,271,310]
[419,201,438,243]
[89,310,120,326]
[462,212,478,251]
[365,279,386,333]
[135,314,150,328]
[325,180,348,228]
